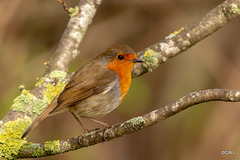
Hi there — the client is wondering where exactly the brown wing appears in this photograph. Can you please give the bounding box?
[51,59,116,113]
[22,59,115,139]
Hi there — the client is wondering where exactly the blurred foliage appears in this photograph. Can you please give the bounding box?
[0,0,240,160]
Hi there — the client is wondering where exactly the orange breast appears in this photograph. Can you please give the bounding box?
[106,60,134,100]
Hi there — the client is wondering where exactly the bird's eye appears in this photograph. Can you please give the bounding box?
[117,55,124,60]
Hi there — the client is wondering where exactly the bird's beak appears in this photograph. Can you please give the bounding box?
[131,58,144,63]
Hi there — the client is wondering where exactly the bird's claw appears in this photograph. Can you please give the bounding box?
[102,125,112,141]
[77,128,90,145]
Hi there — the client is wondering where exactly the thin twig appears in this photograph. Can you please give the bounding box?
[57,0,70,14]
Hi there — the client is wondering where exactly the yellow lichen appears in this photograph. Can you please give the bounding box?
[11,89,48,118]
[49,70,67,79]
[35,77,45,87]
[11,89,34,113]
[166,27,184,39]
[140,49,161,72]
[0,116,31,159]
[44,140,60,154]
[43,82,66,104]
[69,6,79,17]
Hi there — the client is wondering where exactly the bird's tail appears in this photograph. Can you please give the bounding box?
[21,97,58,139]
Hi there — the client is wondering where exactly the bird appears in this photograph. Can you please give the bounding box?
[21,44,144,139]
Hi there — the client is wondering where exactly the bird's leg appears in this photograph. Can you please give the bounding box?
[87,118,112,141]
[87,118,111,127]
[71,112,89,144]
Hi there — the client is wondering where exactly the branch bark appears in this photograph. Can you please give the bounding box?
[17,89,240,158]
[46,0,102,73]
[0,0,240,159]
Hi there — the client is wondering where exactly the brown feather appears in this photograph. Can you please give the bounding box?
[52,58,116,113]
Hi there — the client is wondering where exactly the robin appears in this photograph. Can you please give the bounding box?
[21,44,144,139]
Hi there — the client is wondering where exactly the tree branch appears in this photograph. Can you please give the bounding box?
[46,0,102,73]
[17,89,240,158]
[132,0,240,78]
[0,0,102,125]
